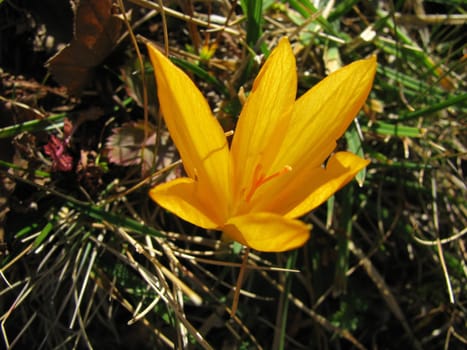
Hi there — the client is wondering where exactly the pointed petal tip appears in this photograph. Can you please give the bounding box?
[146,42,167,66]
[366,54,377,72]
[355,55,377,80]
[277,36,290,47]
[346,54,377,78]
[230,35,297,193]
[146,40,232,209]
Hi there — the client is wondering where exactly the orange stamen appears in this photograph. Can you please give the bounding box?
[244,164,292,202]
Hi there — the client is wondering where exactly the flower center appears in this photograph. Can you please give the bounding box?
[244,164,292,203]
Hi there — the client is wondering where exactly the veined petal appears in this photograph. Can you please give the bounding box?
[258,152,369,218]
[272,56,377,173]
[223,212,310,252]
[150,177,220,229]
[230,38,297,203]
[147,43,232,223]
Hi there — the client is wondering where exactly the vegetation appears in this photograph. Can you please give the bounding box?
[0,0,465,349]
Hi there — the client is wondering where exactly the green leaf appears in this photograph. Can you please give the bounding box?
[400,93,467,121]
[65,201,163,238]
[243,0,263,47]
[328,0,360,22]
[364,121,425,138]
[346,122,367,186]
[0,113,65,139]
[33,222,54,249]
[170,57,229,97]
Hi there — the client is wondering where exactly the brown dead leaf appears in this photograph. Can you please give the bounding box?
[46,0,124,95]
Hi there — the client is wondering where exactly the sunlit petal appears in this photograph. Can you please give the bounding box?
[150,177,220,229]
[148,37,376,253]
[257,152,369,218]
[272,56,377,173]
[223,212,310,252]
[147,43,232,223]
[230,38,297,203]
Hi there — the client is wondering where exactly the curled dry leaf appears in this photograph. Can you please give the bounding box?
[46,0,124,95]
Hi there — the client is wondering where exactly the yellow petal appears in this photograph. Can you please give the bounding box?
[147,43,232,223]
[258,152,369,218]
[223,212,310,252]
[272,56,377,173]
[230,38,297,202]
[149,178,220,229]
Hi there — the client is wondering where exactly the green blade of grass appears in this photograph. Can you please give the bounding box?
[288,0,343,39]
[346,123,367,186]
[363,121,425,138]
[376,9,452,79]
[327,0,360,22]
[14,222,42,239]
[65,200,164,238]
[0,159,50,178]
[170,57,230,97]
[0,113,65,139]
[273,250,298,350]
[33,221,54,249]
[334,185,353,294]
[377,65,447,98]
[241,0,263,47]
[370,153,433,170]
[400,92,467,121]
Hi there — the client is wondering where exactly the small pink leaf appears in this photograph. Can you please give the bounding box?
[44,135,73,172]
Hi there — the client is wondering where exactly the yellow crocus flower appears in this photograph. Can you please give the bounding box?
[147,38,376,252]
